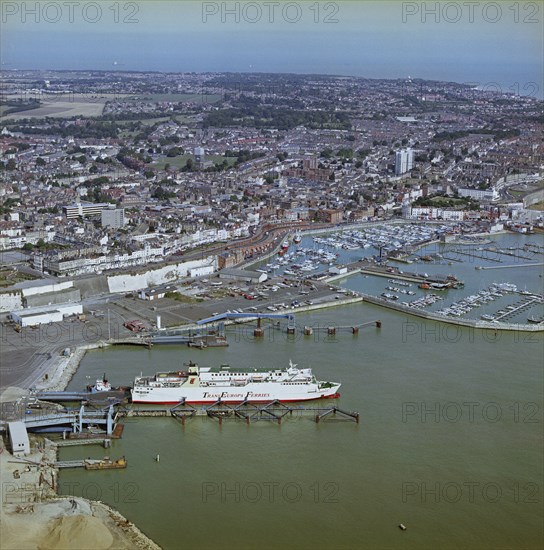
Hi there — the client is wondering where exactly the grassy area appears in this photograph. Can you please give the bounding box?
[173,115,199,124]
[165,292,203,303]
[0,93,131,120]
[527,201,544,211]
[125,93,222,104]
[0,269,36,288]
[116,116,171,126]
[117,116,198,139]
[153,155,238,170]
[117,117,172,139]
[153,154,193,169]
[428,197,466,206]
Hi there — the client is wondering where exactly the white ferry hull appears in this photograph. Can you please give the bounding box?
[132,382,341,404]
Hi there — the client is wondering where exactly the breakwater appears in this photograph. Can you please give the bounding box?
[360,293,543,332]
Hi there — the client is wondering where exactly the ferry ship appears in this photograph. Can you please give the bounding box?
[131,361,341,404]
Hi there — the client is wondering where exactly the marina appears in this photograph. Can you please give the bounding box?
[55,297,543,550]
[3,229,541,550]
[336,232,544,328]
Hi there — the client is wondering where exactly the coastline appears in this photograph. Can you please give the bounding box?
[3,257,540,550]
[1,344,163,550]
[0,435,161,550]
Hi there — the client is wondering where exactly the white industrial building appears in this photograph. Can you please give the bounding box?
[8,422,30,456]
[189,265,215,278]
[11,303,83,327]
[458,187,499,202]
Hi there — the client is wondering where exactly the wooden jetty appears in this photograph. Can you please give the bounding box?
[124,400,360,425]
[492,296,542,322]
[55,460,88,469]
[54,438,111,448]
[483,248,533,261]
[315,407,360,424]
[441,256,463,263]
[55,457,127,470]
[447,249,502,262]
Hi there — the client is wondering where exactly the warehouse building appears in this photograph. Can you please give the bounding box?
[218,268,267,284]
[11,303,83,327]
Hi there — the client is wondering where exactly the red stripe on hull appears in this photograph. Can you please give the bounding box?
[131,395,340,405]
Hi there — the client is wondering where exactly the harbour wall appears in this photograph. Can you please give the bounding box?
[323,269,362,283]
[524,188,544,208]
[360,293,544,332]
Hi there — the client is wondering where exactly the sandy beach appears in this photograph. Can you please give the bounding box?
[0,346,162,550]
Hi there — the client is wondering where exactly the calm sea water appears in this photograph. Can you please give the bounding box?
[59,233,544,550]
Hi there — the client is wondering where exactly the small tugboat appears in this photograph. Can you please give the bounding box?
[88,374,112,393]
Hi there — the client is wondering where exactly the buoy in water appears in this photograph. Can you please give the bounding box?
[399,524,407,531]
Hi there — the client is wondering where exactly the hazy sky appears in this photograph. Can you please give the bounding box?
[1,1,542,95]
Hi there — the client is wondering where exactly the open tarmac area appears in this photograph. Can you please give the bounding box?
[0,277,341,393]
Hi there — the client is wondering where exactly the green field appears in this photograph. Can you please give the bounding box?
[125,93,222,104]
[116,117,172,138]
[1,93,133,120]
[428,197,467,206]
[116,115,200,139]
[0,269,36,288]
[173,115,199,124]
[153,155,237,170]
